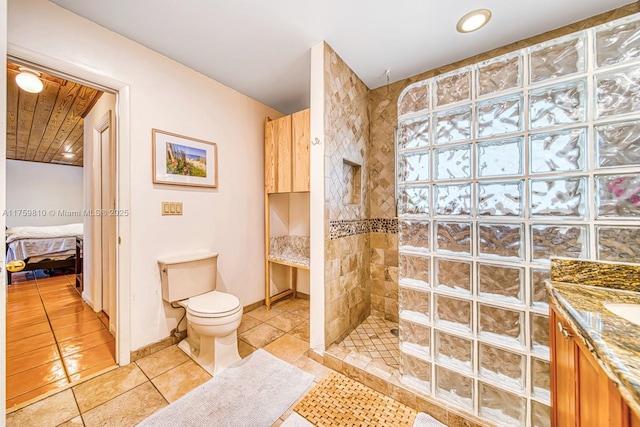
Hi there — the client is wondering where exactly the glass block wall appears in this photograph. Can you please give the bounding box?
[396,14,640,427]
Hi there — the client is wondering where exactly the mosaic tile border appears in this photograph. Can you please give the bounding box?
[329,218,398,239]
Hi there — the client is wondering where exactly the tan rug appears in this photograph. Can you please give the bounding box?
[294,371,418,426]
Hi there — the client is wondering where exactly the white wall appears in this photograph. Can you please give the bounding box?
[5,160,83,227]
[8,0,281,351]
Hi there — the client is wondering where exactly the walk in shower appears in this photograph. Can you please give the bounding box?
[396,13,640,427]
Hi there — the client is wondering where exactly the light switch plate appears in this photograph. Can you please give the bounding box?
[162,202,183,216]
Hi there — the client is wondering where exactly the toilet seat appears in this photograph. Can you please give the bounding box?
[187,290,241,318]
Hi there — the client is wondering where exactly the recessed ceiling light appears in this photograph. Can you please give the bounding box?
[63,152,76,159]
[457,9,492,33]
[15,67,44,93]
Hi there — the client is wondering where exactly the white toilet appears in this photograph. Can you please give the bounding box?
[158,251,243,375]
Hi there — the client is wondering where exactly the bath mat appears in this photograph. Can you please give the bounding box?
[282,412,314,426]
[413,412,446,427]
[137,349,314,427]
[294,371,418,426]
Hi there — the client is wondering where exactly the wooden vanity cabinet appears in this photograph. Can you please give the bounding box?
[264,108,310,193]
[551,304,640,426]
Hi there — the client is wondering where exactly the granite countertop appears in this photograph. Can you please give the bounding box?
[268,235,310,268]
[268,254,310,268]
[547,280,640,417]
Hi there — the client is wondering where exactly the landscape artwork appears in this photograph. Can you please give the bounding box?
[166,142,207,177]
[153,129,218,188]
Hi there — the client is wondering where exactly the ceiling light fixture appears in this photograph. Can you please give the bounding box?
[456,9,492,33]
[63,152,76,159]
[15,67,44,93]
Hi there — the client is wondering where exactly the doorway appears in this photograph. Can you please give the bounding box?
[4,59,120,408]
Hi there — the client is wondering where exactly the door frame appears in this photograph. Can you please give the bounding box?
[6,44,133,368]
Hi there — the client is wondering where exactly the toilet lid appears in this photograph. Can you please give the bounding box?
[187,291,241,317]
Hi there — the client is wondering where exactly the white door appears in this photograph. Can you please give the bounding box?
[97,112,116,326]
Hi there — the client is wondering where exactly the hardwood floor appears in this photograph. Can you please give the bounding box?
[6,272,116,409]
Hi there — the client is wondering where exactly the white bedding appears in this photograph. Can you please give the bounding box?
[6,223,83,243]
[6,238,77,262]
[5,223,83,263]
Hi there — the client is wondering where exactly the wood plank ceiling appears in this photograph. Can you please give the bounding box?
[6,61,104,167]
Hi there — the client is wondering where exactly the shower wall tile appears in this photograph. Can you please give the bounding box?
[325,231,370,345]
[371,232,400,322]
[324,43,370,222]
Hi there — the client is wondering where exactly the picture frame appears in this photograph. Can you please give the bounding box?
[152,129,218,188]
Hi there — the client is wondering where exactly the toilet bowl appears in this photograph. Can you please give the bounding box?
[158,252,243,375]
[177,290,243,375]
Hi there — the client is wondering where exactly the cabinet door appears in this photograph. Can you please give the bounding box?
[291,108,310,192]
[274,115,292,192]
[551,308,577,427]
[265,118,277,193]
[577,345,624,426]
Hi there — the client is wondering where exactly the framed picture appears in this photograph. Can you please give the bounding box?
[152,129,218,188]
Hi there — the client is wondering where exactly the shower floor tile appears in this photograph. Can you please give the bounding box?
[338,316,399,369]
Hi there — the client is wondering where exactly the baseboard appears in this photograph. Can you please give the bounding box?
[130,335,180,362]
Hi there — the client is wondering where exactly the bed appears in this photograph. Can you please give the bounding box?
[5,223,83,285]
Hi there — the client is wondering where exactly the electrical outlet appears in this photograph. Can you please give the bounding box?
[162,202,183,216]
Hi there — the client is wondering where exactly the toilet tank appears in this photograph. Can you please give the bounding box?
[158,251,218,303]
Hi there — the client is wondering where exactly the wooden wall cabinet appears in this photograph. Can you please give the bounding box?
[551,304,640,426]
[265,108,310,193]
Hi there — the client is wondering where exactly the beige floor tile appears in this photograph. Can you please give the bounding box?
[151,359,212,403]
[244,305,284,322]
[289,320,310,342]
[272,297,310,312]
[237,314,262,334]
[266,311,305,332]
[238,339,256,358]
[135,345,190,378]
[289,307,310,320]
[81,382,167,427]
[6,389,79,427]
[292,356,332,382]
[72,363,148,412]
[56,415,84,426]
[263,334,309,363]
[239,323,285,348]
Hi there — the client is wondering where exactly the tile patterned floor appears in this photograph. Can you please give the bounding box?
[6,272,116,409]
[6,296,331,427]
[338,315,400,368]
